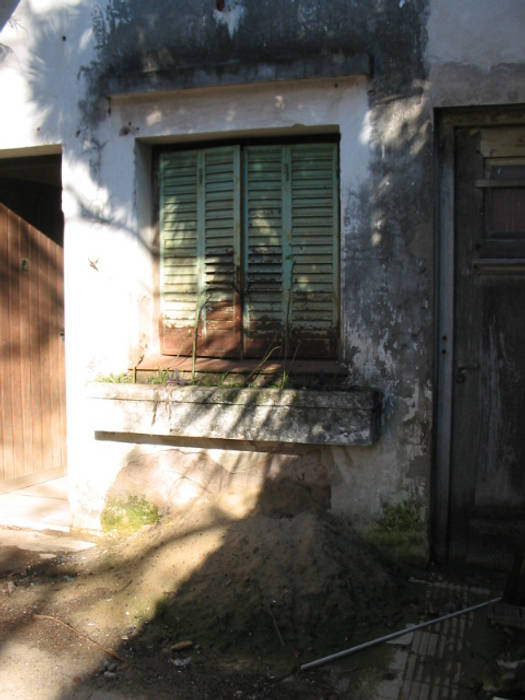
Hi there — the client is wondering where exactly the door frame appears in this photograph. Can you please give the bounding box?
[433,105,525,562]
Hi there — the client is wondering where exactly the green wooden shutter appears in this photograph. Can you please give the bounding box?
[289,143,339,357]
[159,146,241,357]
[243,142,339,359]
[243,145,284,357]
[160,149,199,355]
[202,146,241,357]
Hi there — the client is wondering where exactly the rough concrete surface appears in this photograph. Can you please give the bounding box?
[0,479,96,575]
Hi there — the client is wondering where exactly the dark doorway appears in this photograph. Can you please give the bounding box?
[0,154,63,245]
[0,153,66,491]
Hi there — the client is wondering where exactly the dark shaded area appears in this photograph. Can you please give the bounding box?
[0,0,20,32]
[81,0,427,121]
[0,155,63,245]
[0,493,517,698]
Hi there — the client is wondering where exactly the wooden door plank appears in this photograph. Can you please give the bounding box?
[28,211,43,475]
[35,227,52,473]
[0,203,66,484]
[433,121,455,563]
[449,127,484,561]
[0,205,9,481]
[50,236,65,469]
[55,239,66,469]
[6,207,24,480]
[41,232,58,470]
[448,123,525,566]
[18,215,34,476]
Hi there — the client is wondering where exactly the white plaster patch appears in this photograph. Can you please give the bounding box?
[79,26,93,53]
[359,110,373,145]
[28,0,85,11]
[374,95,427,150]
[213,0,246,39]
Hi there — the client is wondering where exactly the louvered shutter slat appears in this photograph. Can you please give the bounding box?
[243,145,285,357]
[200,146,241,357]
[160,147,241,357]
[289,143,339,357]
[160,151,199,353]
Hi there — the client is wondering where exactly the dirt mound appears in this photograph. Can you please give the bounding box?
[84,508,396,666]
[1,509,516,699]
[19,507,398,681]
[166,512,393,658]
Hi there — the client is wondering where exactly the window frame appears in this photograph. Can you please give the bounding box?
[153,134,341,363]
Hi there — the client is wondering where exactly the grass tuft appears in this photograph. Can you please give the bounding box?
[101,495,159,535]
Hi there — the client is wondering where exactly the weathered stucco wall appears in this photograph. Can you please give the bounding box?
[427,0,525,106]
[0,0,431,532]
[0,0,523,534]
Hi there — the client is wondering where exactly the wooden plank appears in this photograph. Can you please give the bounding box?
[481,127,525,158]
[0,205,9,480]
[47,231,62,470]
[7,207,23,480]
[28,215,42,476]
[433,122,456,563]
[0,203,66,485]
[18,215,33,476]
[135,354,347,375]
[475,178,525,188]
[2,206,14,479]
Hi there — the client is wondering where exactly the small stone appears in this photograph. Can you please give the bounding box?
[170,656,191,667]
[6,581,15,595]
[171,640,194,651]
[497,659,525,670]
[103,671,117,679]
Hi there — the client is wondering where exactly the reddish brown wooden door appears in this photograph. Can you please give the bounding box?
[0,203,66,491]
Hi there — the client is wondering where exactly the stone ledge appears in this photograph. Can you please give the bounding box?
[87,383,381,446]
[109,54,372,97]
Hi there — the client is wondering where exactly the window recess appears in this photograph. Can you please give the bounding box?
[159,140,339,360]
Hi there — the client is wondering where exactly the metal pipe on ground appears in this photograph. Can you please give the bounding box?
[299,596,502,672]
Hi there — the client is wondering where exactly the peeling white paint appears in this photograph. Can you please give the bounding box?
[213,0,245,39]
[359,110,372,145]
[79,26,93,53]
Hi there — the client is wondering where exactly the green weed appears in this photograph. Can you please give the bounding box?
[101,495,159,535]
[97,372,134,383]
[367,501,427,566]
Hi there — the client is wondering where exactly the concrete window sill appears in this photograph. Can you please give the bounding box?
[87,383,381,446]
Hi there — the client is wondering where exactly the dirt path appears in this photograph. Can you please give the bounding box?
[0,511,522,698]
